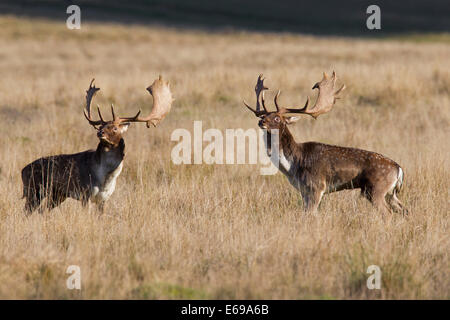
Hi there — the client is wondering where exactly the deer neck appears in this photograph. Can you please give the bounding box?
[266,126,300,174]
[279,126,298,157]
[94,138,125,171]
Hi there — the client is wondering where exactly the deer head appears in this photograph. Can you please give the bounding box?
[84,76,173,146]
[84,79,140,147]
[243,71,346,132]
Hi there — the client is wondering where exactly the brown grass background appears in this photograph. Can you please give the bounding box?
[0,16,448,299]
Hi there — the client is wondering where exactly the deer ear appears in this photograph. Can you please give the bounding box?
[120,123,130,133]
[285,116,301,124]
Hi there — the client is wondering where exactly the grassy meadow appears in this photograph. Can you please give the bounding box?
[0,16,448,299]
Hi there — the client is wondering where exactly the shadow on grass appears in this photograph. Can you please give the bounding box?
[1,0,449,38]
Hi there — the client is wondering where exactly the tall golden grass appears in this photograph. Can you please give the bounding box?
[0,16,448,299]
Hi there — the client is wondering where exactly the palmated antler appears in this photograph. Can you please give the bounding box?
[83,79,141,128]
[129,75,174,128]
[84,79,104,127]
[243,74,269,116]
[282,71,345,118]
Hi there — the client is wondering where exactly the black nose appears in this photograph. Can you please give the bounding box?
[258,120,263,127]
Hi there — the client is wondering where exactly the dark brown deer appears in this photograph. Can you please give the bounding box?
[244,72,407,214]
[21,76,173,214]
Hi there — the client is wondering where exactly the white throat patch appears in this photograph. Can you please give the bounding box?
[91,161,123,203]
[279,150,292,172]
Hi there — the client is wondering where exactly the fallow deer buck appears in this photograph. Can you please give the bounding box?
[244,72,407,214]
[21,76,173,214]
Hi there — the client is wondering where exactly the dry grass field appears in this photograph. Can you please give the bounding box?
[0,15,449,299]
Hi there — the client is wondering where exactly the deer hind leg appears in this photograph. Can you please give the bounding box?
[387,168,409,215]
[387,192,409,215]
[362,185,392,215]
[47,189,66,211]
[22,173,40,214]
[24,183,44,214]
[372,192,392,215]
[25,191,42,214]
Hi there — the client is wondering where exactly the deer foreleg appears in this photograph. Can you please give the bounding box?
[300,185,325,213]
[96,201,105,214]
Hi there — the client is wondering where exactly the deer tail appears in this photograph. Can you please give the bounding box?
[394,166,404,194]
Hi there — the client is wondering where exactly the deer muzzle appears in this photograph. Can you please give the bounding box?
[258,120,268,129]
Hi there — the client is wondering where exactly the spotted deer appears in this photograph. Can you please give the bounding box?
[244,72,407,214]
[21,76,173,213]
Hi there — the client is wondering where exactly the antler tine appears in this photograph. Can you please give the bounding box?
[97,105,106,123]
[117,109,142,122]
[83,109,95,124]
[243,100,259,115]
[111,104,116,121]
[282,96,310,114]
[282,71,345,119]
[274,90,281,111]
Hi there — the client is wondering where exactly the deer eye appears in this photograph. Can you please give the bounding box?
[274,117,280,123]
[113,127,118,132]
